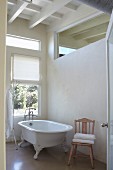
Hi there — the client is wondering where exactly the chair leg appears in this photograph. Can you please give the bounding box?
[67,144,74,166]
[91,145,94,160]
[89,145,94,169]
[73,144,77,158]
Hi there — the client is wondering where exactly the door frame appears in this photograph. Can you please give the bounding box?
[106,10,113,170]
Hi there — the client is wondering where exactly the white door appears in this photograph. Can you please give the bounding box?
[106,10,113,170]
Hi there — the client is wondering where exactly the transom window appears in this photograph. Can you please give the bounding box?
[6,34,41,51]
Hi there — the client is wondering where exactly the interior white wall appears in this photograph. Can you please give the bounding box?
[47,32,107,163]
[6,18,47,140]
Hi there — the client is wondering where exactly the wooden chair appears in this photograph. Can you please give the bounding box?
[68,118,95,168]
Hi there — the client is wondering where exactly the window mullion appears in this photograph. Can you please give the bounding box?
[12,79,41,85]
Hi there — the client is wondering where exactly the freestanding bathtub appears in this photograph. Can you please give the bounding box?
[18,120,73,159]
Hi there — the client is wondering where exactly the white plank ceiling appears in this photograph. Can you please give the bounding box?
[7,0,81,27]
[7,0,110,48]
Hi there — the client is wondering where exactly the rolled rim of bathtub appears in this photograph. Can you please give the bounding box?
[18,120,73,133]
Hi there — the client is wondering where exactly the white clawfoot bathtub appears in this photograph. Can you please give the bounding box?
[18,120,73,159]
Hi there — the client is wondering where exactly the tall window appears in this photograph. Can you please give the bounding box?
[11,54,40,116]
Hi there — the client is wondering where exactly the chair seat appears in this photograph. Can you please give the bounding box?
[72,138,94,144]
[74,133,96,140]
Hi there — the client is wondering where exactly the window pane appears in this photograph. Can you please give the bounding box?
[59,46,76,57]
[13,54,39,81]
[6,35,40,51]
[14,84,38,116]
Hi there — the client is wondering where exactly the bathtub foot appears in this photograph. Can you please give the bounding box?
[62,137,68,153]
[18,135,25,147]
[33,145,44,159]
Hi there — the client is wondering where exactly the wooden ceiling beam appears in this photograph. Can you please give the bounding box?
[47,6,102,32]
[8,0,28,23]
[29,0,71,28]
[86,34,106,43]
[60,14,110,36]
[59,35,88,49]
[8,0,63,22]
[73,22,108,40]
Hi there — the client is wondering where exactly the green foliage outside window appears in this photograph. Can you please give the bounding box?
[13,84,38,110]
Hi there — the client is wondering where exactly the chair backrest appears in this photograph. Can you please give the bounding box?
[75,118,95,134]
